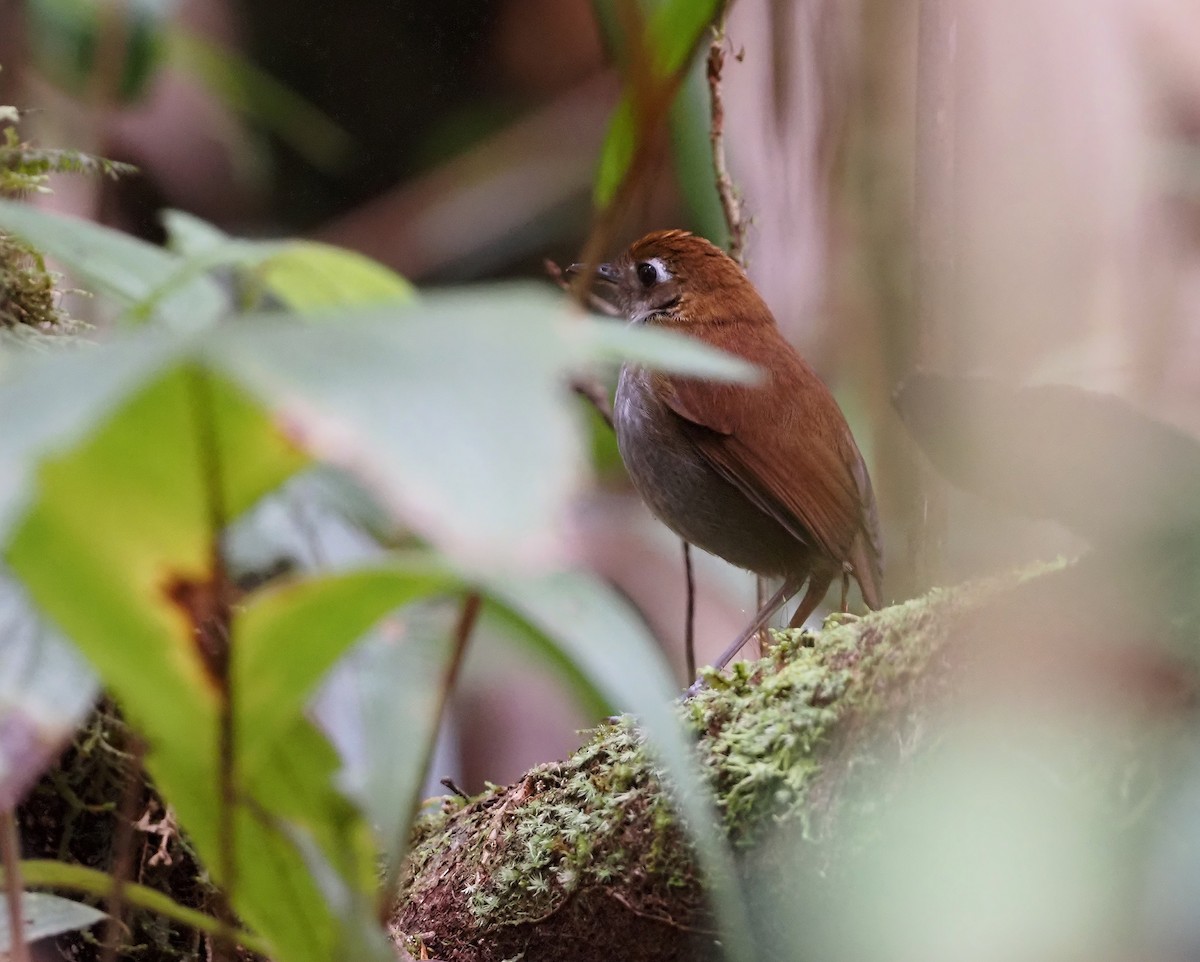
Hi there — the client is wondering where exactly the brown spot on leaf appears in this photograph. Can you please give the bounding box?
[162,565,234,693]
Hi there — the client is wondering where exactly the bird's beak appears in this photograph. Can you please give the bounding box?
[563,262,622,317]
[565,262,619,285]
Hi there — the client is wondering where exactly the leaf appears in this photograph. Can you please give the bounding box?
[485,570,754,959]
[669,61,729,247]
[593,0,725,206]
[16,860,268,954]
[314,600,461,872]
[0,331,187,540]
[205,286,754,570]
[645,0,725,75]
[0,891,105,952]
[161,208,230,257]
[0,574,98,809]
[0,199,227,330]
[166,30,352,172]
[238,715,383,961]
[595,98,639,209]
[256,242,416,312]
[235,561,461,780]
[160,211,415,313]
[2,363,375,962]
[272,820,396,962]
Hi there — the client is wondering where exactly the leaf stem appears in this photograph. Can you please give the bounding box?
[1,810,30,962]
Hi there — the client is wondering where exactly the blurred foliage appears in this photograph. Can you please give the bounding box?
[591,0,726,208]
[0,100,130,337]
[0,891,106,953]
[0,187,754,961]
[24,0,172,103]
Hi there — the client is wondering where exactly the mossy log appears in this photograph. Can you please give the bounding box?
[388,572,1046,962]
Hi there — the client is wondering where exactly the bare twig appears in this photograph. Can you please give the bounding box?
[606,888,719,936]
[378,591,483,918]
[438,778,470,801]
[100,737,147,962]
[707,14,748,264]
[1,809,30,962]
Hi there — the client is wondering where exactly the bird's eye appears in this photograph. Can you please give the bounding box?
[636,261,658,287]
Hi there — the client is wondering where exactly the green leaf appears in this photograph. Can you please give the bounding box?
[316,600,462,873]
[670,59,729,247]
[578,310,759,381]
[0,199,227,330]
[256,242,416,312]
[2,363,377,962]
[593,0,725,207]
[239,715,383,961]
[645,0,724,76]
[166,29,352,173]
[4,364,306,780]
[235,560,461,780]
[0,331,187,539]
[595,98,638,209]
[485,570,754,959]
[272,820,395,962]
[16,860,267,956]
[205,286,753,569]
[160,211,415,313]
[161,208,230,257]
[0,891,105,952]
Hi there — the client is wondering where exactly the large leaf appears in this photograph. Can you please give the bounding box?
[0,200,227,330]
[2,363,377,962]
[204,286,754,570]
[0,281,757,958]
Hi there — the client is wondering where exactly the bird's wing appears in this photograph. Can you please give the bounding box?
[650,361,878,591]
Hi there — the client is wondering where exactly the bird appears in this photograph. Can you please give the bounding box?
[576,229,883,677]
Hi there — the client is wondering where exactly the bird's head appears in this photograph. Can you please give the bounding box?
[571,230,769,328]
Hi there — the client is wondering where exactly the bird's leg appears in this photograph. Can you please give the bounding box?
[682,541,696,684]
[840,564,851,612]
[708,579,799,674]
[786,573,835,629]
[685,578,803,697]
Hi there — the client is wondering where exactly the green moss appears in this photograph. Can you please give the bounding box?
[400,718,689,934]
[0,94,130,339]
[0,230,76,334]
[393,565,1072,960]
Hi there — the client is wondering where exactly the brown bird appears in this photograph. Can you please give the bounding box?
[583,229,883,675]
